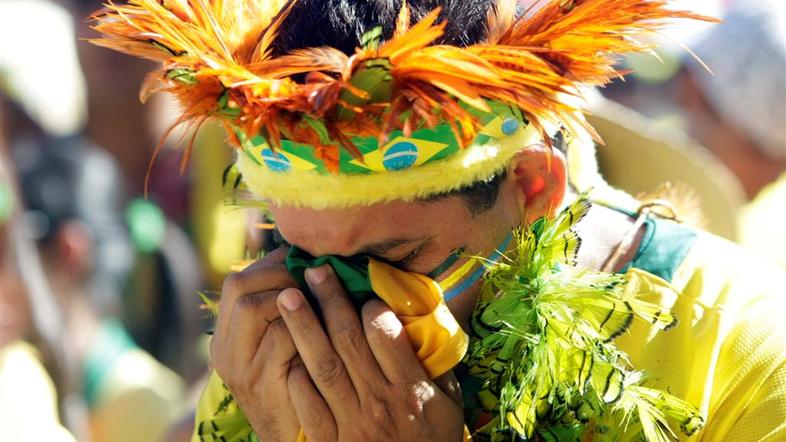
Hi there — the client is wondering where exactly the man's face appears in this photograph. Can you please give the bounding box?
[269,176,521,290]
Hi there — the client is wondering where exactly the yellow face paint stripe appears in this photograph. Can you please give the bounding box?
[439,258,478,292]
[439,233,513,300]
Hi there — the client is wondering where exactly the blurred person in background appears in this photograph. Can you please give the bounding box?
[678,0,786,268]
[3,1,219,423]
[70,0,248,315]
[677,0,786,202]
[583,88,746,240]
[602,0,786,266]
[12,121,187,442]
[2,1,189,440]
[0,91,76,442]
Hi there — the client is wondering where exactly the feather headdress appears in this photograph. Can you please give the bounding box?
[90,0,714,207]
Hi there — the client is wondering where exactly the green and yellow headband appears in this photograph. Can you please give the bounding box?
[236,102,553,208]
[89,0,713,208]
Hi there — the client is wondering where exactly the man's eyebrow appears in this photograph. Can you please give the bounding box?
[272,228,432,257]
[357,236,433,257]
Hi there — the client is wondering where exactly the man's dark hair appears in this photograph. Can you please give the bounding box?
[273,0,497,56]
[430,169,509,215]
[275,0,567,215]
[423,132,567,215]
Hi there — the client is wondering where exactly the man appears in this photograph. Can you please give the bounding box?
[90,0,786,440]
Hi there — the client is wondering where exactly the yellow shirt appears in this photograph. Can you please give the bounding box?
[740,171,786,269]
[616,219,786,441]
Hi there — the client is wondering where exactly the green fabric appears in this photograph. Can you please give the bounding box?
[285,247,375,311]
[82,319,137,408]
[457,368,486,430]
[620,215,697,283]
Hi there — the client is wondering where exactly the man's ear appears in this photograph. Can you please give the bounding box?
[511,143,568,225]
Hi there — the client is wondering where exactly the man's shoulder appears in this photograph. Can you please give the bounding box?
[672,225,786,305]
[627,214,786,301]
[624,213,699,284]
[618,218,786,440]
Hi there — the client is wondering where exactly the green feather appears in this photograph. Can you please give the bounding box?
[464,194,704,441]
[166,68,197,85]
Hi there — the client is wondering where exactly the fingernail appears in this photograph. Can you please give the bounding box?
[305,266,328,285]
[278,289,302,311]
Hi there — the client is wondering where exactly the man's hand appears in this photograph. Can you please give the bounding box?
[209,247,302,442]
[277,265,466,442]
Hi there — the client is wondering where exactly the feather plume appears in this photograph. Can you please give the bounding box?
[465,194,704,440]
[90,0,717,172]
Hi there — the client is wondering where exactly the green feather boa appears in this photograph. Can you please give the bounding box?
[464,195,703,441]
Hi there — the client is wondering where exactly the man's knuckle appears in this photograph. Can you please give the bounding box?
[222,271,246,297]
[314,357,344,386]
[366,396,393,424]
[220,367,260,397]
[332,326,363,353]
[267,319,290,341]
[237,291,273,309]
[212,357,230,379]
[301,407,328,432]
[322,271,344,294]
[295,315,321,337]
[391,381,432,414]
[316,285,340,306]
[253,411,284,440]
[221,372,241,393]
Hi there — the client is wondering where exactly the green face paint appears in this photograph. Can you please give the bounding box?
[426,247,466,279]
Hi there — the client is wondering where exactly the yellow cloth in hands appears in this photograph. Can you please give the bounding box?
[192,259,468,441]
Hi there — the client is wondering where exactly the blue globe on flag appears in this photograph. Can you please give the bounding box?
[501,117,520,136]
[261,148,292,172]
[382,141,419,171]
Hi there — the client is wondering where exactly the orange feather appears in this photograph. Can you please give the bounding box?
[89,0,717,173]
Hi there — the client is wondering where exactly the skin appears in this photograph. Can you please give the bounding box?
[210,144,644,441]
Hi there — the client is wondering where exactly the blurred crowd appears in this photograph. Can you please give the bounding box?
[0,0,783,441]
